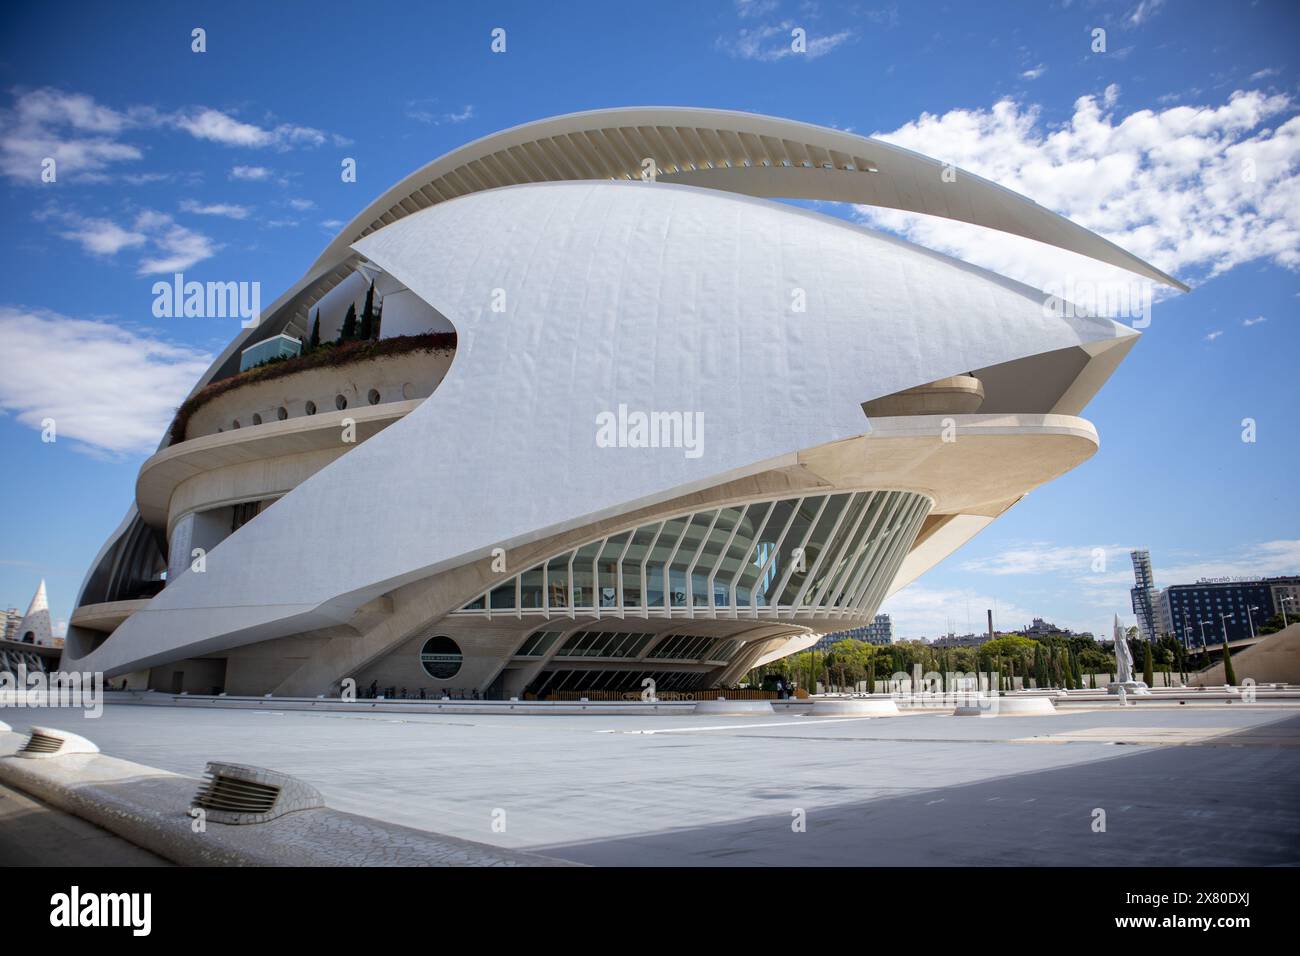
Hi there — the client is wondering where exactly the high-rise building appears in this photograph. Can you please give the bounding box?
[816,614,893,649]
[1130,550,1160,641]
[1162,579,1284,647]
[1268,576,1300,626]
[1,607,20,643]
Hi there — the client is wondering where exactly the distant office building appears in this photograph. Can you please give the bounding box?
[815,614,893,650]
[865,614,893,644]
[1161,580,1277,647]
[1130,550,1160,642]
[1268,576,1300,625]
[1,607,20,643]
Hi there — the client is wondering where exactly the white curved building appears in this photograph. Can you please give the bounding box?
[62,107,1180,699]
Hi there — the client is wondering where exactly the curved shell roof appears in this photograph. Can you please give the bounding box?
[71,179,1136,674]
[197,106,1183,398]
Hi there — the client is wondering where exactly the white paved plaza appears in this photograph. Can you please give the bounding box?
[2,702,1297,865]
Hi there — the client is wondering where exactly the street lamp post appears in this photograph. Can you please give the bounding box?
[1247,606,1260,640]
[1219,612,1233,648]
[1195,619,1213,667]
[1282,595,1295,629]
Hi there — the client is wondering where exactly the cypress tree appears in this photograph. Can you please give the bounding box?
[1222,638,1238,686]
[340,302,358,341]
[359,281,376,340]
[1034,644,1047,689]
[308,309,321,351]
[1142,641,1154,686]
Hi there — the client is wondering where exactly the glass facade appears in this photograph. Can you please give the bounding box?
[455,490,931,622]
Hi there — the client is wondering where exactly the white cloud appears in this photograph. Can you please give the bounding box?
[179,199,250,219]
[1205,330,1224,341]
[0,88,342,184]
[855,89,1300,293]
[134,211,219,273]
[935,537,1300,639]
[735,0,779,17]
[1153,540,1300,585]
[55,215,146,256]
[1021,65,1047,81]
[0,87,146,183]
[960,543,1132,576]
[405,101,476,125]
[174,108,271,147]
[1127,0,1165,26]
[229,164,271,181]
[880,585,1039,640]
[286,198,315,211]
[1249,67,1280,82]
[39,206,219,273]
[0,306,212,456]
[1242,315,1267,326]
[717,21,858,61]
[173,108,329,150]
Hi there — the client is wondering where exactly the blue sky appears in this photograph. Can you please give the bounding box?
[0,0,1296,639]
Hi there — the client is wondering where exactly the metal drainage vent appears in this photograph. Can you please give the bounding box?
[191,763,324,825]
[17,726,100,759]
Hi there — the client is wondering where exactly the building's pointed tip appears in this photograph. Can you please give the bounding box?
[27,579,49,613]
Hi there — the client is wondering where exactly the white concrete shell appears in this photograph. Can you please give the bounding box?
[63,107,1179,696]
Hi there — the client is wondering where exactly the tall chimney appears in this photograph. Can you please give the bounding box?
[987,608,994,642]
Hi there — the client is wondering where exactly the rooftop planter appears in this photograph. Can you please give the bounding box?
[169,331,456,446]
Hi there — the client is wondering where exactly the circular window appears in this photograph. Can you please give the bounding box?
[368,388,381,405]
[231,419,241,429]
[419,635,462,680]
[277,406,288,421]
[305,400,317,415]
[335,394,348,411]
[401,382,415,400]
[252,413,263,425]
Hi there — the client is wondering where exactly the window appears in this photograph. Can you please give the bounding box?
[252,413,262,425]
[368,388,381,405]
[277,406,288,421]
[335,394,348,410]
[515,630,562,657]
[419,635,462,680]
[231,419,241,429]
[305,400,317,415]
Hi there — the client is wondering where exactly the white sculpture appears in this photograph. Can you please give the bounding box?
[1114,614,1134,683]
[1108,614,1151,695]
